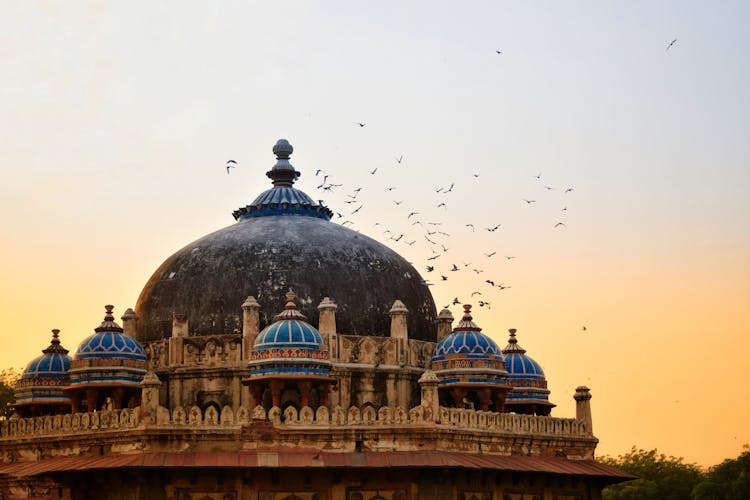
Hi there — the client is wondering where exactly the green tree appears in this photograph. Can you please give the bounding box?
[692,446,750,500]
[0,368,21,419]
[600,447,704,500]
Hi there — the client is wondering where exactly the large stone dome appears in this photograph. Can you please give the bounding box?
[135,139,437,342]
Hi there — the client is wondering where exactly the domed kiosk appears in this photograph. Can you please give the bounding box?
[502,328,555,415]
[135,139,437,342]
[431,305,511,411]
[13,330,71,417]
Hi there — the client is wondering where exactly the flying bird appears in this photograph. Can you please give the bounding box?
[315,169,326,176]
[441,275,448,281]
[226,160,237,174]
[357,122,366,127]
[394,155,403,164]
[485,251,497,257]
[485,224,501,232]
[426,253,441,260]
[451,264,459,272]
[471,291,482,297]
[351,205,363,214]
[504,256,516,260]
[425,265,434,272]
[666,38,677,51]
[543,185,554,191]
[445,182,455,193]
[564,187,574,193]
[452,297,461,305]
[485,279,495,286]
[393,200,403,205]
[495,50,502,55]
[369,168,378,175]
[437,202,446,208]
[465,224,475,231]
[534,172,542,180]
[554,222,566,228]
[407,212,419,219]
[385,186,396,191]
[582,326,588,332]
[497,284,512,290]
[523,199,536,204]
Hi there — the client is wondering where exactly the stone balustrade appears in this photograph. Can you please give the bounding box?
[0,408,140,439]
[0,404,590,441]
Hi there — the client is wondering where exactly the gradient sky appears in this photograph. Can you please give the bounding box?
[1,1,748,467]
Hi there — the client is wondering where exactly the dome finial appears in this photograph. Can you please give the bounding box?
[274,289,308,321]
[502,328,526,354]
[266,139,300,187]
[42,328,69,355]
[455,304,481,331]
[95,305,124,333]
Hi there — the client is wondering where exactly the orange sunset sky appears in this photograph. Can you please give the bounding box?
[1,1,748,467]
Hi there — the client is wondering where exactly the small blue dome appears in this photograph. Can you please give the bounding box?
[14,330,72,410]
[433,330,501,360]
[430,305,508,393]
[76,331,146,361]
[74,305,146,361]
[254,319,326,352]
[502,329,554,412]
[247,290,331,380]
[22,353,71,380]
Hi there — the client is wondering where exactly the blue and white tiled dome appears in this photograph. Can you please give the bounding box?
[247,290,332,380]
[67,306,147,392]
[14,330,72,413]
[431,305,509,393]
[502,329,555,415]
[21,330,71,380]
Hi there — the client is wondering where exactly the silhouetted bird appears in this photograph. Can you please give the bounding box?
[543,185,554,190]
[351,205,363,214]
[505,256,516,260]
[451,264,459,272]
[471,291,482,297]
[485,224,501,232]
[465,224,475,231]
[357,122,366,127]
[554,222,566,228]
[385,186,396,191]
[495,50,503,54]
[666,38,677,51]
[485,279,495,286]
[523,199,536,204]
[426,265,434,272]
[393,200,403,205]
[226,160,237,174]
[564,187,574,193]
[408,212,419,219]
[452,297,461,305]
[395,155,403,164]
[369,168,378,175]
[485,251,497,257]
[534,172,542,179]
[441,275,448,281]
[437,202,446,208]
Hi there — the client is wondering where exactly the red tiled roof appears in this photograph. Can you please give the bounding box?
[0,450,634,480]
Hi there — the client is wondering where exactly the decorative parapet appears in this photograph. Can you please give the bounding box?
[0,408,140,439]
[0,404,592,442]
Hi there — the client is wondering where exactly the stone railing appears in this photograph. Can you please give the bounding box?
[0,404,589,441]
[0,408,140,440]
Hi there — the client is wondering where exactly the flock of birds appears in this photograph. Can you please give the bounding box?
[223,40,679,330]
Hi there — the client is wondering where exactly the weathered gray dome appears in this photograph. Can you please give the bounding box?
[134,140,437,343]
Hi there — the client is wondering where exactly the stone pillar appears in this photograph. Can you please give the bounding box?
[418,370,440,423]
[70,392,81,414]
[317,297,338,361]
[140,371,162,425]
[269,380,283,408]
[241,296,261,360]
[574,385,593,434]
[172,313,189,337]
[299,381,312,408]
[386,373,398,407]
[121,308,138,338]
[389,300,409,366]
[436,308,454,343]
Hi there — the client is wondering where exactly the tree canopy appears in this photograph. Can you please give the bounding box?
[601,446,750,500]
[0,368,20,419]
